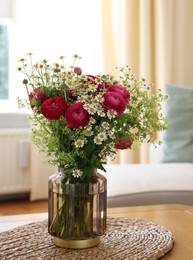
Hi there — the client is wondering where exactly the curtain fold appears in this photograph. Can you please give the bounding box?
[102,0,155,164]
[162,0,193,86]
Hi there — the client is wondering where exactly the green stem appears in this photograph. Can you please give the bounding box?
[130,81,142,94]
[34,115,51,135]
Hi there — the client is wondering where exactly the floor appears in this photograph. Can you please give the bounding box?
[0,199,48,216]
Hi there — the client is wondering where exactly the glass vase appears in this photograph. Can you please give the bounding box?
[48,167,107,249]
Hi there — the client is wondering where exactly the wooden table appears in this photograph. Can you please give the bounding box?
[0,204,193,259]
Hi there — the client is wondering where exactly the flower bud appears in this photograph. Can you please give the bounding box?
[74,67,82,75]
[22,79,28,84]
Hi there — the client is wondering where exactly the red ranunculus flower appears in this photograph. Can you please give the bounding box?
[102,91,127,116]
[115,139,133,150]
[29,88,47,109]
[106,85,130,104]
[41,97,68,120]
[65,102,90,129]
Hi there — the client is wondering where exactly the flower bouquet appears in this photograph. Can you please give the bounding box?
[18,54,168,248]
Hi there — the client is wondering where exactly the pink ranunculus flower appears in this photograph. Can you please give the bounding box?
[34,88,47,103]
[102,91,127,116]
[65,102,90,129]
[29,92,37,109]
[41,97,68,120]
[29,88,47,109]
[115,139,133,150]
[106,85,130,104]
[74,67,82,75]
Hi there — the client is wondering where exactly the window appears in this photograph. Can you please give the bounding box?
[0,22,9,100]
[0,1,103,112]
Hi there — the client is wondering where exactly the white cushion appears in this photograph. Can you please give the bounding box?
[99,163,193,197]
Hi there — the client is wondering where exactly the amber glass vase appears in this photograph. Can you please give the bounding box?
[48,167,107,249]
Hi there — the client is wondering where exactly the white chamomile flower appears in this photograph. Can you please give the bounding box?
[98,127,106,133]
[85,124,92,130]
[90,117,96,124]
[97,132,107,141]
[75,139,85,148]
[93,98,99,105]
[72,169,82,178]
[80,74,87,80]
[97,105,104,112]
[72,54,80,59]
[102,122,110,130]
[88,84,97,92]
[94,136,102,145]
[66,72,72,78]
[108,131,115,139]
[89,106,96,115]
[107,110,117,119]
[98,110,106,117]
[78,95,86,102]
[66,80,73,87]
[84,103,90,109]
[80,88,88,94]
[95,94,104,102]
[96,77,101,83]
[84,103,96,115]
[85,129,94,136]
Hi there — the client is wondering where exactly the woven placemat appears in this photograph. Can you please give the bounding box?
[0,217,174,260]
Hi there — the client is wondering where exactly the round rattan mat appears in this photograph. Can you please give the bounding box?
[0,217,174,260]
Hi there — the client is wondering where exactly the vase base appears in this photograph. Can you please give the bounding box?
[53,236,100,249]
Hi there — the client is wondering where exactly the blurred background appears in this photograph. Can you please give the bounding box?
[0,0,193,202]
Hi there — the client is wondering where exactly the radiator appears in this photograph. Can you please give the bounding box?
[0,128,31,197]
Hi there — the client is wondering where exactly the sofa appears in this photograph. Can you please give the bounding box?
[100,162,193,207]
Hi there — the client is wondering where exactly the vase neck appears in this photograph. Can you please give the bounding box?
[58,167,97,179]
